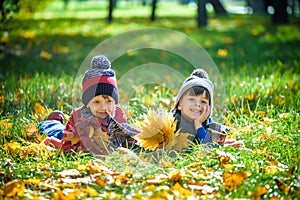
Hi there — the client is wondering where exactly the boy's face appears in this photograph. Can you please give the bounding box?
[87,95,116,119]
[177,93,210,122]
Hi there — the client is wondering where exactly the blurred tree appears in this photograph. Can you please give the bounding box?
[151,0,157,21]
[0,0,50,22]
[197,0,207,26]
[0,0,19,22]
[272,0,289,24]
[108,0,113,22]
[197,0,227,27]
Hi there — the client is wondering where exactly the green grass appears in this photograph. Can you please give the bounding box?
[0,0,300,199]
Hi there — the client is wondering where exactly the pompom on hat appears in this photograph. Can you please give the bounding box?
[174,69,214,116]
[82,55,119,106]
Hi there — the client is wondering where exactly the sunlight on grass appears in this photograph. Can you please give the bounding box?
[34,0,197,19]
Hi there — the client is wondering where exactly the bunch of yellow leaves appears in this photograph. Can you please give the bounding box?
[134,109,191,151]
[4,140,55,161]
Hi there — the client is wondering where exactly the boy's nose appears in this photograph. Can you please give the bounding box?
[98,103,107,110]
[195,101,201,106]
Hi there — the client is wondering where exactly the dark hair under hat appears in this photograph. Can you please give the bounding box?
[82,55,119,106]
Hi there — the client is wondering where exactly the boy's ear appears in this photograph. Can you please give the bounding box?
[177,102,182,110]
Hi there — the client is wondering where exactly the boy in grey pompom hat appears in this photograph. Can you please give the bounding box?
[173,68,216,144]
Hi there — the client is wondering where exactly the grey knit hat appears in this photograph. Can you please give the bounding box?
[174,69,214,116]
[82,55,119,105]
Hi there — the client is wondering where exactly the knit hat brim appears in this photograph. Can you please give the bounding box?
[82,83,119,106]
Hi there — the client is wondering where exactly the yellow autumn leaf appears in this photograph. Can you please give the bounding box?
[51,189,69,200]
[223,164,234,170]
[217,48,228,58]
[24,178,41,186]
[165,132,191,152]
[223,171,247,190]
[62,131,81,145]
[173,182,193,197]
[32,103,53,122]
[4,140,21,154]
[168,171,183,182]
[257,111,267,118]
[40,50,52,60]
[4,179,25,197]
[34,103,47,114]
[89,126,95,138]
[265,166,278,175]
[134,109,191,151]
[19,143,55,160]
[138,133,165,150]
[252,186,268,199]
[0,119,12,129]
[246,93,255,101]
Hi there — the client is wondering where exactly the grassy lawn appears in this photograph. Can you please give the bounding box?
[1,0,300,199]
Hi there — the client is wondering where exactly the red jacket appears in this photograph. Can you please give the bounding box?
[43,106,127,154]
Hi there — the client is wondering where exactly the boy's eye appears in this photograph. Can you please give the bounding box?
[201,100,208,104]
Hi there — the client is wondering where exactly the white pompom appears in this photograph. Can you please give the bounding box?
[91,55,111,69]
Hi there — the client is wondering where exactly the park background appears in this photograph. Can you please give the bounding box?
[0,0,299,199]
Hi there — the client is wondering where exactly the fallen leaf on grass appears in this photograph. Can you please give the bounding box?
[4,179,25,197]
[4,140,21,154]
[223,171,247,190]
[23,124,43,142]
[32,102,53,122]
[264,160,288,175]
[0,119,12,130]
[173,182,194,197]
[252,186,268,199]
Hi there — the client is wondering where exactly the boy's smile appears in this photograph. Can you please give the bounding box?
[177,93,209,122]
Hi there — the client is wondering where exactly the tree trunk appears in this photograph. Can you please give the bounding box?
[197,0,207,27]
[272,0,289,25]
[0,0,5,22]
[208,0,227,15]
[151,0,157,21]
[108,0,114,22]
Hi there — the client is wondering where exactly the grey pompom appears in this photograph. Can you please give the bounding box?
[91,55,111,69]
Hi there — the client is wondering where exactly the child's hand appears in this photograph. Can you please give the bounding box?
[105,109,115,118]
[194,104,210,129]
